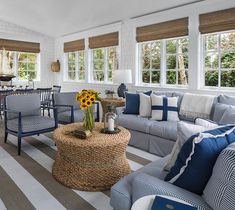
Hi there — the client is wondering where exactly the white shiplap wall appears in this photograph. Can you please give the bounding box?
[0,19,55,88]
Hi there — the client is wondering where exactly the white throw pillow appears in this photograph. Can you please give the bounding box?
[151,95,179,121]
[195,118,218,128]
[139,93,151,117]
[164,122,209,171]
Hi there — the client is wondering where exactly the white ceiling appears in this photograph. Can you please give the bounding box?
[0,0,202,37]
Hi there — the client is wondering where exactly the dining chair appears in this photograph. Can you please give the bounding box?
[37,88,53,116]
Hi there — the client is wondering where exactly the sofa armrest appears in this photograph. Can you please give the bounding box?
[131,173,210,210]
[4,109,22,132]
[54,104,74,123]
[116,106,125,115]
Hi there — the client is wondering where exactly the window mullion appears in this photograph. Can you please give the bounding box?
[76,51,79,81]
[104,48,108,83]
[218,34,221,88]
[161,40,166,86]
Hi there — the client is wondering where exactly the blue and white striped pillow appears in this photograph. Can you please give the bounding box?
[151,94,179,121]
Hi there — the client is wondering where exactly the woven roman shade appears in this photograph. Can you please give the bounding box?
[199,7,235,34]
[0,38,40,53]
[136,17,188,42]
[64,39,85,52]
[89,32,119,49]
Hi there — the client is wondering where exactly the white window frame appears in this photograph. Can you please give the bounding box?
[7,51,40,82]
[65,50,85,82]
[137,36,189,87]
[90,46,118,84]
[202,30,235,89]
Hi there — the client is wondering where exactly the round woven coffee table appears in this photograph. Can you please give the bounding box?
[52,122,131,191]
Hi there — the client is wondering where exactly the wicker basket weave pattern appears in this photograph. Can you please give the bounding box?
[52,123,131,191]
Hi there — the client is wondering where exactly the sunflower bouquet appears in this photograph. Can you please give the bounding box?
[76,89,100,131]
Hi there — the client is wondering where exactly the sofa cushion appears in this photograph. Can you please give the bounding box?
[132,173,212,210]
[139,93,151,117]
[173,91,184,109]
[218,95,235,105]
[117,114,153,133]
[124,91,152,115]
[151,95,179,121]
[203,143,235,210]
[165,125,235,195]
[153,91,173,97]
[213,103,230,123]
[7,116,55,133]
[164,121,211,171]
[219,105,235,124]
[149,121,177,141]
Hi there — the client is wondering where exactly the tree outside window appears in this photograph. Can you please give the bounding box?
[92,46,118,83]
[138,37,188,86]
[67,50,85,81]
[204,31,235,88]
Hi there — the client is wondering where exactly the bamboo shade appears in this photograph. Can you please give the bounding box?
[136,17,189,42]
[0,38,40,53]
[199,7,235,34]
[64,39,85,52]
[89,32,118,49]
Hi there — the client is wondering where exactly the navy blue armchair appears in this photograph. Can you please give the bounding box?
[4,93,58,155]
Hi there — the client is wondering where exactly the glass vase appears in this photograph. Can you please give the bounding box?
[83,105,95,131]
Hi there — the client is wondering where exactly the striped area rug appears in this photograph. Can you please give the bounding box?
[0,130,160,210]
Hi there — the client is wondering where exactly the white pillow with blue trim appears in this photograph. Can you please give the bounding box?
[151,94,179,121]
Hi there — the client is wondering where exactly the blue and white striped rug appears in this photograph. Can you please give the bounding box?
[0,127,160,210]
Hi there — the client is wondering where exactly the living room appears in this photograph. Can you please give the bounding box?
[0,0,235,209]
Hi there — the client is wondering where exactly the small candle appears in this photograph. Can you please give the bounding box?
[108,118,114,131]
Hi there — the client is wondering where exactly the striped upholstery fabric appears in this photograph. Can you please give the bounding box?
[132,173,212,210]
[203,143,235,210]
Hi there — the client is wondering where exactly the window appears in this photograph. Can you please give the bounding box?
[66,51,85,81]
[91,46,118,83]
[138,37,189,86]
[140,41,161,84]
[17,52,38,81]
[203,31,235,88]
[2,50,39,81]
[166,37,188,85]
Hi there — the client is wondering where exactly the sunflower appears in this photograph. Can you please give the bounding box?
[80,103,87,110]
[90,96,95,103]
[86,100,92,107]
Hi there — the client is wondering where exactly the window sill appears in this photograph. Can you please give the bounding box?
[134,84,188,90]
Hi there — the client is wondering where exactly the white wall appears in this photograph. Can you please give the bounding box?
[53,0,235,96]
[0,19,55,88]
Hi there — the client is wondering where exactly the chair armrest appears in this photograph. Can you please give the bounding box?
[4,109,22,132]
[54,104,74,123]
[94,101,100,122]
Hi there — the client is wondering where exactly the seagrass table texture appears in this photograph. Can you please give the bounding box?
[52,122,131,191]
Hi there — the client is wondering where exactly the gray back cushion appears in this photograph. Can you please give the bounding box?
[153,91,173,97]
[203,142,235,210]
[53,92,80,112]
[213,103,230,123]
[6,94,41,119]
[218,95,235,105]
[173,91,184,110]
[219,106,235,124]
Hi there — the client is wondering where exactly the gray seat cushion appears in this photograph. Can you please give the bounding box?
[203,143,235,210]
[7,116,55,133]
[132,173,212,210]
[117,114,153,133]
[110,156,168,210]
[149,121,177,141]
[58,109,84,123]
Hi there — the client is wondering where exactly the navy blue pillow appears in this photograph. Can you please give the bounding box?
[123,91,152,115]
[165,125,235,195]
